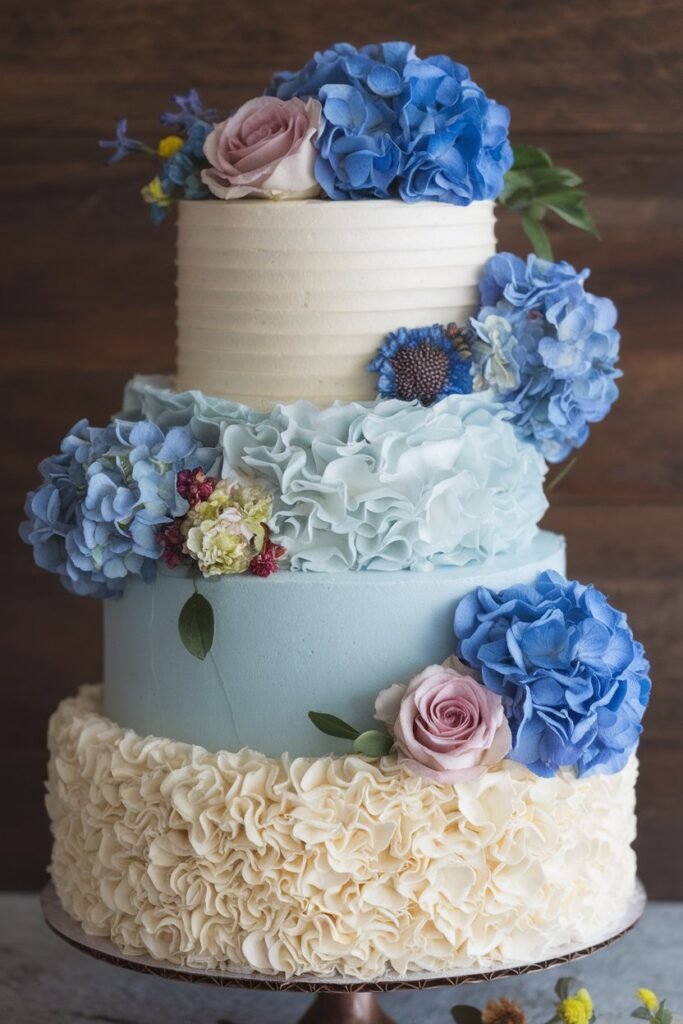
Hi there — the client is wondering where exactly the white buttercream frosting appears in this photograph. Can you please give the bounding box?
[174,198,496,408]
[48,688,637,980]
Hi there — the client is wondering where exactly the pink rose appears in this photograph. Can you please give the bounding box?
[375,660,511,783]
[201,96,322,200]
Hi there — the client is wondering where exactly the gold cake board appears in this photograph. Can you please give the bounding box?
[41,879,647,1023]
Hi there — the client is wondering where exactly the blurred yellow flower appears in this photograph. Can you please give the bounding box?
[637,989,660,1013]
[158,135,184,158]
[141,176,172,207]
[575,989,593,1017]
[557,993,592,1024]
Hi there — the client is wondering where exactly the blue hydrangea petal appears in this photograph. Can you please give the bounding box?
[454,571,650,776]
[471,253,621,461]
[20,414,222,599]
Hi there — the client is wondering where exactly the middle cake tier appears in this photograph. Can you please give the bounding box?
[104,530,565,758]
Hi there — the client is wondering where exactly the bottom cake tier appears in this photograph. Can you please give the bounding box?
[47,687,638,981]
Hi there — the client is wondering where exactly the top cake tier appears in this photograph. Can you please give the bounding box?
[175,198,496,408]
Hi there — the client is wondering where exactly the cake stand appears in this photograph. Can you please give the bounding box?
[41,880,646,1024]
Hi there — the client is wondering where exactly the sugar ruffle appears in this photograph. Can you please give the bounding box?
[47,687,637,980]
[123,378,548,572]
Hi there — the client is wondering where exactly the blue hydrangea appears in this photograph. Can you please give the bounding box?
[266,42,414,102]
[20,419,220,598]
[369,324,473,404]
[454,570,651,777]
[266,42,512,203]
[314,84,402,200]
[470,253,621,462]
[397,55,512,204]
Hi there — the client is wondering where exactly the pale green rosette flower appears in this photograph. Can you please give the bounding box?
[182,481,271,577]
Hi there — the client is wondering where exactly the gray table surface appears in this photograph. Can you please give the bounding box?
[1,894,680,1023]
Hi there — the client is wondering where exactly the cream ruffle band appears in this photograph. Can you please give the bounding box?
[47,687,637,980]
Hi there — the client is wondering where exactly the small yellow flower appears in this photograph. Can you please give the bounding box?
[637,990,659,1013]
[557,995,592,1024]
[141,176,173,208]
[576,989,593,1018]
[157,134,184,158]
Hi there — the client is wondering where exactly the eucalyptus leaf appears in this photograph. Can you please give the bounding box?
[451,1006,484,1024]
[352,730,394,758]
[522,213,553,260]
[178,592,214,661]
[308,711,360,741]
[657,1009,672,1024]
[631,1009,652,1020]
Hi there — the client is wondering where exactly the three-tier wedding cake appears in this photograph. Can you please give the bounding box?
[23,42,649,980]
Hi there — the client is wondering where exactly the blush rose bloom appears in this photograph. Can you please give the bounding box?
[201,96,322,200]
[375,658,511,783]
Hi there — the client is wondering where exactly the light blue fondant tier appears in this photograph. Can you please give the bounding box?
[103,530,565,757]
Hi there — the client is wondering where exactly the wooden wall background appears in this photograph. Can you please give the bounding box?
[2,0,682,894]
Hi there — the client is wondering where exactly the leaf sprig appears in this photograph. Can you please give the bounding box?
[498,145,599,260]
[308,711,393,757]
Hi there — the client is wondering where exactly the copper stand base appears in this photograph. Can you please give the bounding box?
[299,992,394,1024]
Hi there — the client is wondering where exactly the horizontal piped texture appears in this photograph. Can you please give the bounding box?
[103,531,566,757]
[48,687,637,980]
[175,199,496,408]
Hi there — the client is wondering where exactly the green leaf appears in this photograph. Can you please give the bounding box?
[502,143,600,249]
[451,1006,484,1024]
[555,977,577,1001]
[522,213,553,260]
[501,191,535,213]
[656,1009,672,1024]
[178,592,215,661]
[308,712,360,741]
[503,169,536,190]
[352,730,394,757]
[631,1009,652,1020]
[532,167,584,190]
[542,198,599,237]
[536,189,589,206]
[513,144,553,169]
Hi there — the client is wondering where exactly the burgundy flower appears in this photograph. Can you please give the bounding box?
[156,520,188,568]
[177,468,217,508]
[249,532,286,577]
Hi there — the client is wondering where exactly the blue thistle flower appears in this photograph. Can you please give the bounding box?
[98,118,153,164]
[368,323,473,405]
[160,89,217,132]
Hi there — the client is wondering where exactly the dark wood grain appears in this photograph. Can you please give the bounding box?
[2,0,682,896]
